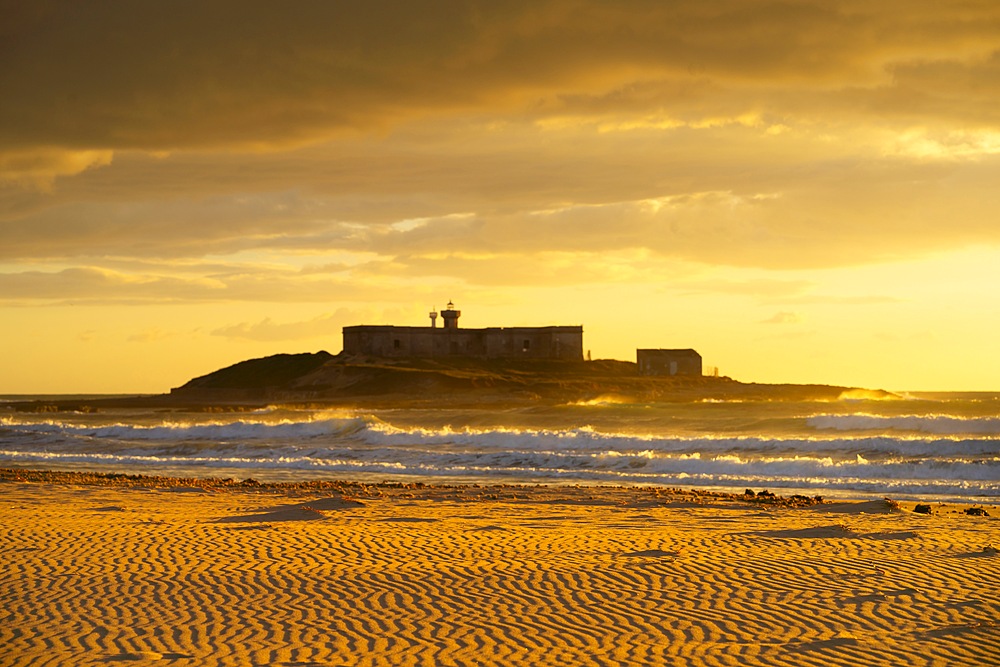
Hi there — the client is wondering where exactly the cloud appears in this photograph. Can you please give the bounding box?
[0,148,113,190]
[0,267,224,303]
[4,1,1000,182]
[127,328,182,343]
[211,310,356,342]
[4,1,1000,393]
[356,161,1000,269]
[677,277,812,298]
[770,294,901,306]
[5,105,999,272]
[3,0,1000,311]
[0,264,451,306]
[360,249,697,287]
[762,311,803,325]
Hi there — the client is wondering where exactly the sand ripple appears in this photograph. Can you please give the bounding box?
[1,478,997,666]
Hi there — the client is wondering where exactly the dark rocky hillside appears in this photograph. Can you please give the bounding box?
[164,352,872,406]
[8,352,890,412]
[178,352,335,390]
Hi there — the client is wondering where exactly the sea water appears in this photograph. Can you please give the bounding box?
[1,392,998,502]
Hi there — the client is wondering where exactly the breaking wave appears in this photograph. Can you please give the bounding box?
[6,414,998,457]
[0,414,371,442]
[2,411,998,499]
[808,413,1000,436]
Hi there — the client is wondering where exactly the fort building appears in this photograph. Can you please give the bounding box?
[342,302,584,361]
[636,349,703,376]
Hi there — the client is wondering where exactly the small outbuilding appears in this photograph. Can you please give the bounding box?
[636,349,702,376]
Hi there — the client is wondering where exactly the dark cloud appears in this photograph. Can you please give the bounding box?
[3,0,999,163]
[2,0,1000,311]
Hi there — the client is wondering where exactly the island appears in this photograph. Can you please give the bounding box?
[6,301,897,411]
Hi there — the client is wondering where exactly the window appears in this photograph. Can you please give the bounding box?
[393,339,401,350]
[522,339,531,351]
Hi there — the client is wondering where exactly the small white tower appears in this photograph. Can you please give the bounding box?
[429,308,438,328]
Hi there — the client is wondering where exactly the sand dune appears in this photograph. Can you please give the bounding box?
[1,475,997,666]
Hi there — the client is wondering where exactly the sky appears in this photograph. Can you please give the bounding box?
[3,0,1000,393]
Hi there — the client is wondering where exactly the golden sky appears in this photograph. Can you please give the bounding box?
[3,1,1000,392]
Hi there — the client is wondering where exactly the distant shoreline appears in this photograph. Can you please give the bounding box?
[4,467,996,514]
[3,352,899,412]
[0,466,824,505]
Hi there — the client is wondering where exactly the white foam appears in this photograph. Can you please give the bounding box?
[357,421,1000,458]
[809,413,1000,435]
[0,415,372,441]
[4,406,999,500]
[3,446,996,499]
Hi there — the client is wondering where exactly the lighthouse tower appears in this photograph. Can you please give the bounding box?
[441,300,461,329]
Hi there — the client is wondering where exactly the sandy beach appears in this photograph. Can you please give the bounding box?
[1,471,997,667]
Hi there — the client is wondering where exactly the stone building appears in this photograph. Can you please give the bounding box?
[636,348,703,376]
[342,302,584,361]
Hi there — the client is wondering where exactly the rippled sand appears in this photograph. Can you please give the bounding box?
[1,472,998,666]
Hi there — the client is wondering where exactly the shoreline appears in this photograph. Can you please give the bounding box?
[3,465,998,508]
[1,467,829,506]
[3,468,997,666]
[3,466,996,517]
[1,353,886,411]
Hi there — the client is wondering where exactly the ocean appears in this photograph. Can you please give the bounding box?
[2,392,998,502]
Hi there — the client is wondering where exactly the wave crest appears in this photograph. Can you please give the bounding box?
[0,414,374,441]
[809,413,1000,436]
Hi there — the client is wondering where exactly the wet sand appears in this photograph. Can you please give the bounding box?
[1,470,998,666]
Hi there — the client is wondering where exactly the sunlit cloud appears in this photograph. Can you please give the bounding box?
[4,2,1000,176]
[0,148,113,190]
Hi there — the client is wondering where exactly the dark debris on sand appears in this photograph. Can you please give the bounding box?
[1,468,828,508]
